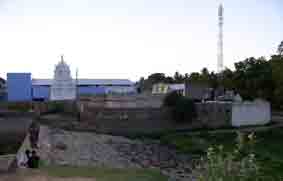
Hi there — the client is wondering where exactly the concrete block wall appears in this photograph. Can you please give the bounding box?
[77,102,231,134]
[231,99,271,127]
[195,102,232,128]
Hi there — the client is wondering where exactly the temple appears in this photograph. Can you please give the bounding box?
[6,56,136,101]
[50,56,76,100]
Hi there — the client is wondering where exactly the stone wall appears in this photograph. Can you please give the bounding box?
[39,102,232,135]
[82,101,232,134]
[195,102,232,129]
[80,94,164,108]
[34,94,164,115]
[81,108,186,134]
[33,101,77,116]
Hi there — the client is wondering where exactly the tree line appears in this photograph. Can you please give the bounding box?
[138,40,283,109]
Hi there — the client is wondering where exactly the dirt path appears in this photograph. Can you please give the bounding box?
[0,170,96,181]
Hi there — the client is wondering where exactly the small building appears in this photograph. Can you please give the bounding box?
[152,83,185,95]
[152,83,169,94]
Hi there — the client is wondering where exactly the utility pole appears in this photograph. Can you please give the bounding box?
[217,3,224,73]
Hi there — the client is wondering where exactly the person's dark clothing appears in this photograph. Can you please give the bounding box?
[29,155,40,168]
[27,158,32,168]
[27,151,40,169]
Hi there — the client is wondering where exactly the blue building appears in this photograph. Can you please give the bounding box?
[7,73,32,101]
[7,73,136,102]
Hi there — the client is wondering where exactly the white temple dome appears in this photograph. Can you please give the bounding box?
[50,55,76,100]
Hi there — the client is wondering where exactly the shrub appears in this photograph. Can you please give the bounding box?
[172,98,196,123]
[47,101,66,114]
[163,91,183,107]
[163,91,196,123]
[195,132,260,181]
[6,102,31,112]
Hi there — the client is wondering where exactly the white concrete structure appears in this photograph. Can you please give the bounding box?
[169,84,185,95]
[152,83,185,95]
[50,56,76,100]
[231,99,271,127]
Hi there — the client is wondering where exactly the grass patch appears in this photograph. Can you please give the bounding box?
[160,128,283,178]
[43,166,168,181]
[161,131,236,154]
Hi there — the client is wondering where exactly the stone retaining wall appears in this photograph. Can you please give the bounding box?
[37,126,194,181]
[38,126,142,168]
[40,105,231,135]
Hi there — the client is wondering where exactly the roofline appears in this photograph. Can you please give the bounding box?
[32,78,135,86]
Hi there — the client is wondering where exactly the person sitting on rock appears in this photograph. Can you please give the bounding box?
[28,150,40,169]
[17,149,30,168]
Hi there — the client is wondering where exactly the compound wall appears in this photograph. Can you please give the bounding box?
[231,99,271,127]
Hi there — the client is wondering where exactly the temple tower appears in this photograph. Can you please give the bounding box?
[50,55,76,100]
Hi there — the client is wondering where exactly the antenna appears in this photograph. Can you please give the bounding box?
[217,3,224,73]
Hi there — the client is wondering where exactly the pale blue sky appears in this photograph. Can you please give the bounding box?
[0,0,282,81]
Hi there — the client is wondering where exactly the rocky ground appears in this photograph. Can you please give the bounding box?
[109,139,194,181]
[38,127,196,181]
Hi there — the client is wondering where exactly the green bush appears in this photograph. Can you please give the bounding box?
[163,91,183,107]
[172,98,196,123]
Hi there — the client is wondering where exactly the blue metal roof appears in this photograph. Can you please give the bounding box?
[32,79,134,86]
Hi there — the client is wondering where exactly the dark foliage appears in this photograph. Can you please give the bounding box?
[163,92,196,123]
[172,98,196,123]
[47,101,65,113]
[163,91,183,107]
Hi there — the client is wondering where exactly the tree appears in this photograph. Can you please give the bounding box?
[270,55,283,107]
[136,77,145,93]
[219,68,234,90]
[174,71,184,83]
[209,71,219,89]
[200,68,210,83]
[277,40,283,56]
[184,73,189,80]
[148,73,166,82]
[233,57,273,100]
[189,72,201,82]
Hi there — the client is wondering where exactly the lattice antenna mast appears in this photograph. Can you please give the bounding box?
[217,4,224,73]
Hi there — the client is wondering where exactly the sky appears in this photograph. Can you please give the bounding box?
[0,0,282,81]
